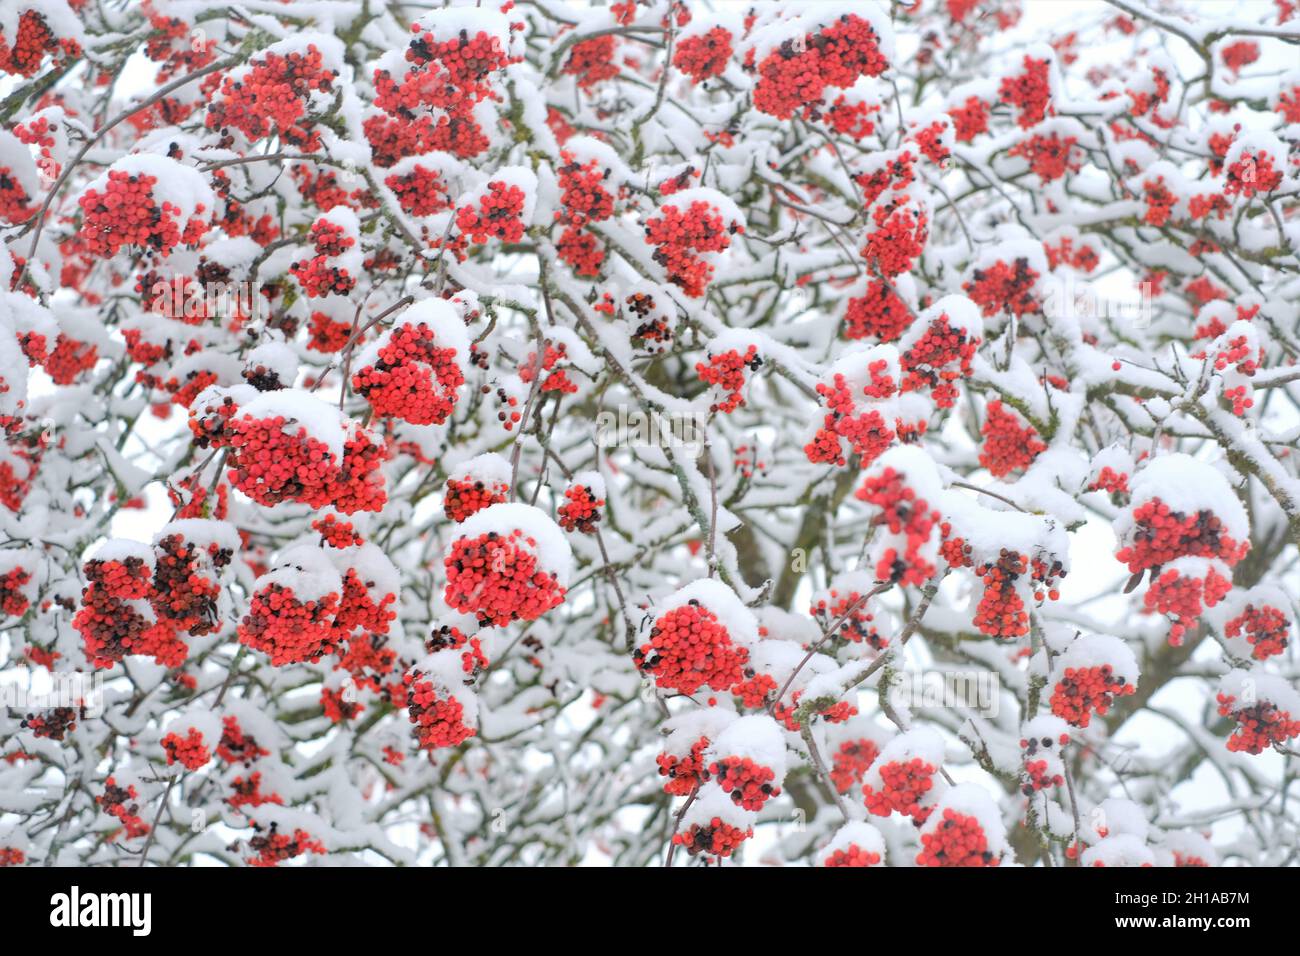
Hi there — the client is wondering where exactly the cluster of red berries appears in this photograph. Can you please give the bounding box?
[999,55,1052,128]
[830,738,880,794]
[74,556,188,669]
[1224,150,1283,198]
[0,565,32,617]
[949,95,991,142]
[97,778,149,839]
[1216,694,1300,755]
[404,671,475,749]
[917,809,1000,866]
[375,24,516,118]
[79,171,207,258]
[697,345,760,414]
[152,533,229,636]
[207,45,337,150]
[705,757,780,811]
[863,757,937,822]
[672,817,751,859]
[674,27,732,83]
[751,15,889,119]
[823,843,883,866]
[1225,603,1290,661]
[353,322,465,425]
[0,11,79,78]
[443,528,567,627]
[290,255,356,298]
[308,311,353,353]
[43,334,99,385]
[20,706,82,741]
[806,365,898,468]
[0,161,35,225]
[444,476,508,522]
[1144,562,1231,646]
[979,401,1047,478]
[0,847,24,866]
[313,514,363,548]
[657,736,710,796]
[518,342,579,394]
[1050,665,1135,728]
[644,200,739,297]
[162,727,211,770]
[386,162,453,216]
[557,483,604,534]
[811,589,886,650]
[1044,234,1099,273]
[900,315,978,408]
[844,280,913,342]
[1115,499,1247,572]
[237,583,341,665]
[217,716,270,766]
[144,13,217,81]
[862,203,928,277]
[856,467,941,586]
[635,599,749,695]
[456,181,528,245]
[334,569,398,639]
[964,258,1041,318]
[563,35,620,90]
[1088,466,1129,496]
[228,772,283,810]
[247,823,327,867]
[971,549,1032,639]
[1142,177,1177,226]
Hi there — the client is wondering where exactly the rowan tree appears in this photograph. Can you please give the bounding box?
[0,0,1298,868]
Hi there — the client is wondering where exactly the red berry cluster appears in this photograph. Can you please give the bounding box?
[1088,466,1129,495]
[353,322,465,425]
[644,200,739,297]
[863,758,936,822]
[386,162,453,216]
[0,11,78,78]
[237,583,341,666]
[949,95,991,142]
[162,728,211,770]
[964,258,1041,318]
[145,14,217,81]
[657,736,710,796]
[443,528,567,627]
[0,847,24,866]
[830,738,880,794]
[42,335,99,385]
[823,843,882,867]
[1143,562,1231,646]
[856,467,941,586]
[404,671,475,749]
[705,756,781,811]
[1225,150,1283,197]
[751,15,889,120]
[862,203,928,278]
[313,513,363,548]
[20,706,81,741]
[79,171,207,258]
[812,589,886,650]
[308,311,353,353]
[674,27,732,83]
[562,35,620,90]
[634,599,749,695]
[207,45,337,150]
[444,476,508,522]
[900,315,978,408]
[97,777,149,839]
[519,342,580,394]
[1216,694,1300,755]
[247,824,327,867]
[74,555,189,669]
[844,280,913,342]
[456,181,528,244]
[1050,665,1135,728]
[1114,499,1247,572]
[1142,177,1177,226]
[999,55,1052,128]
[806,364,898,467]
[217,716,270,766]
[917,809,1001,866]
[557,483,604,534]
[672,817,751,859]
[1225,603,1290,661]
[225,415,337,507]
[0,565,32,617]
[697,345,760,414]
[228,772,283,810]
[152,533,229,636]
[979,400,1047,478]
